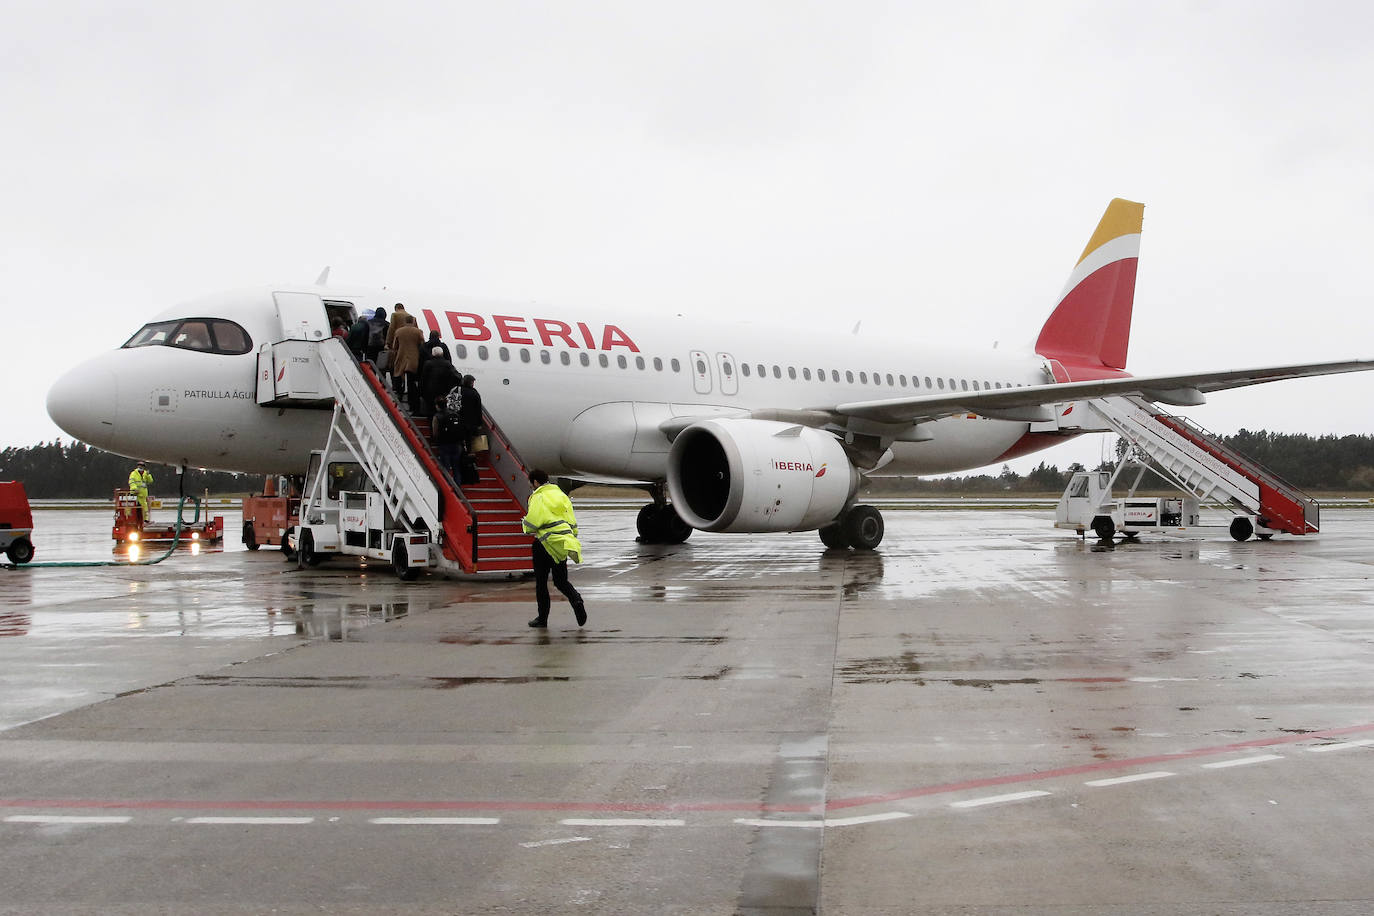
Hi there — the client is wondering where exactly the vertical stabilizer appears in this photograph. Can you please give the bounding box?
[1035,198,1144,376]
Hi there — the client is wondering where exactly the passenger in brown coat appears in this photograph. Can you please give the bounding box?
[389,317,426,412]
[385,303,410,350]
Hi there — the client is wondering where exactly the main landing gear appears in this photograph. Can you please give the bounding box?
[637,502,693,545]
[818,504,885,550]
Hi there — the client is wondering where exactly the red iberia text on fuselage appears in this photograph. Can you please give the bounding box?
[422,310,640,352]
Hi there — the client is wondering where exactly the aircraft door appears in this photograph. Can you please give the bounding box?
[689,350,712,395]
[273,291,330,341]
[715,352,738,396]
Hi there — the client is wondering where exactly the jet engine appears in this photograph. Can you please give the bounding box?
[666,418,858,533]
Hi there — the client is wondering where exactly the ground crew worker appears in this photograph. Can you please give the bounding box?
[128,461,154,523]
[521,469,587,629]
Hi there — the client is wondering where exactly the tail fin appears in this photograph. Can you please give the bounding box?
[1035,198,1144,377]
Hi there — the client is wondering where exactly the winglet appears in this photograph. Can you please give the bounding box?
[1035,199,1144,376]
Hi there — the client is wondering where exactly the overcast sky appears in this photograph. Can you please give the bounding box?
[4,1,1372,474]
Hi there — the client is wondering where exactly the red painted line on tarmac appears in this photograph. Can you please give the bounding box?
[825,721,1374,810]
[3,722,1371,817]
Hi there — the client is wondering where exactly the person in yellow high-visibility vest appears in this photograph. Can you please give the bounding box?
[521,469,586,629]
[128,461,154,523]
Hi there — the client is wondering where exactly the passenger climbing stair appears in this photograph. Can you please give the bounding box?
[1083,395,1318,537]
[275,337,533,576]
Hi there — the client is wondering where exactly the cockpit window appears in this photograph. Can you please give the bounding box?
[122,318,253,355]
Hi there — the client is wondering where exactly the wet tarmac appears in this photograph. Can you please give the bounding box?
[1,507,1373,914]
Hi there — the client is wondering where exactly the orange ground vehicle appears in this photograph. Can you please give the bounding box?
[112,489,224,544]
[0,481,35,564]
[241,478,300,551]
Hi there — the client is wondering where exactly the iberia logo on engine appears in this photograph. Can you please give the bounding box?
[774,460,828,478]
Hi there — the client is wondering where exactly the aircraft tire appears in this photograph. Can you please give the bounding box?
[1091,517,1115,541]
[659,505,693,544]
[6,537,34,564]
[818,524,849,549]
[842,505,884,550]
[243,522,260,551]
[392,540,420,581]
[1229,517,1254,542]
[636,504,662,542]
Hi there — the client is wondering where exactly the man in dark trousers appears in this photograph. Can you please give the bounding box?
[521,469,586,628]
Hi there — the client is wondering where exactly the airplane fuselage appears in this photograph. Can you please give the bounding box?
[48,284,1059,478]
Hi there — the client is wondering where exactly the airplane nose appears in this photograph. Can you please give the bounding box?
[46,362,118,448]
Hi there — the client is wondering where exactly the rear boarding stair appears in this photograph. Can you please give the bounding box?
[1073,394,1318,541]
[278,337,534,578]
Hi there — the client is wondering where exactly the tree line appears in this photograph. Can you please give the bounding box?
[3,429,1372,498]
[0,440,264,499]
[870,429,1374,494]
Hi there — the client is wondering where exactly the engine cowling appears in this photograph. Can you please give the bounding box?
[666,418,858,533]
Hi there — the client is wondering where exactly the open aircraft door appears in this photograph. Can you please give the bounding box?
[274,291,330,341]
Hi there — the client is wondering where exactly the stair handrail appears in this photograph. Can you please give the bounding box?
[480,407,534,508]
[318,338,481,568]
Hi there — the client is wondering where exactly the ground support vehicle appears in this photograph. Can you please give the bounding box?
[112,489,225,545]
[0,481,35,564]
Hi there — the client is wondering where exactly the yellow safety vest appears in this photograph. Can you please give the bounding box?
[128,468,153,491]
[522,484,582,564]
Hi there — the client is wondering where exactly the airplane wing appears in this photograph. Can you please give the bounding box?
[830,358,1374,425]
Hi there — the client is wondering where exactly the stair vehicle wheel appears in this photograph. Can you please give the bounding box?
[6,537,34,564]
[841,505,884,550]
[243,521,260,551]
[1091,517,1116,541]
[1229,516,1254,542]
[392,540,420,581]
[299,529,325,566]
[818,523,849,549]
[636,504,662,542]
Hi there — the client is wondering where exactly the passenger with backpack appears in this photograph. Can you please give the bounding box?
[432,395,465,482]
[364,307,389,369]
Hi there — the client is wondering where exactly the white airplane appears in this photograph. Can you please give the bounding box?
[46,199,1374,549]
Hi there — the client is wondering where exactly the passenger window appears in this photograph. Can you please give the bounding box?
[832,370,840,382]
[802,368,811,380]
[560,351,571,366]
[937,378,945,390]
[924,376,932,388]
[540,350,550,364]
[599,354,609,368]
[499,347,510,361]
[972,380,980,390]
[899,375,907,387]
[580,353,590,366]
[696,358,707,375]
[671,358,681,372]
[635,356,645,370]
[723,361,733,377]
[960,379,969,391]
[741,363,751,377]
[859,372,868,384]
[886,373,894,386]
[757,364,766,377]
[653,357,663,371]
[617,354,627,369]
[845,370,854,383]
[772,365,781,379]
[787,367,796,380]
[520,349,531,363]
[477,345,489,360]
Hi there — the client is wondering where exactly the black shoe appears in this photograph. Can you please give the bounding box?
[573,603,587,627]
[527,618,547,628]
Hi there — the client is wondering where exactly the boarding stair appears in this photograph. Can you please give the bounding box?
[275,337,533,574]
[1083,395,1318,536]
